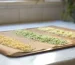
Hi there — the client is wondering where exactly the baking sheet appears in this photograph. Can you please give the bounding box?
[0,26,75,57]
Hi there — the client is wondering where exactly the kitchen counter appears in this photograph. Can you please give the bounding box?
[0,21,75,65]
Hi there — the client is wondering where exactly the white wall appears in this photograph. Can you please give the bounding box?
[0,1,63,24]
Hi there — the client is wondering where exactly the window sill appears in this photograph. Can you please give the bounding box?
[0,0,62,8]
[0,1,38,5]
[0,0,61,4]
